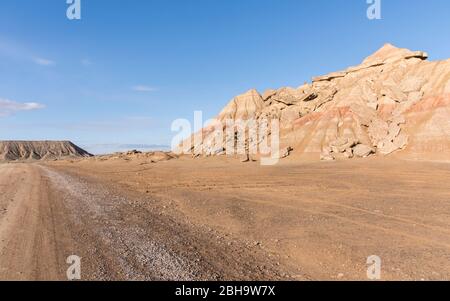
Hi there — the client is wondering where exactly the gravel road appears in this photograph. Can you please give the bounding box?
[0,163,285,280]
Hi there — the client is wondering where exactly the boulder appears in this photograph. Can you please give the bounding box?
[272,87,302,105]
[386,123,401,141]
[299,91,318,102]
[378,140,398,155]
[330,137,358,153]
[353,144,375,158]
[393,133,409,150]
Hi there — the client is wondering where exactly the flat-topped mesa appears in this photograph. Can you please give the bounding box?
[0,141,93,161]
[184,44,450,161]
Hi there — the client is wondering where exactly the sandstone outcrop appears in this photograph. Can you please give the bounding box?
[181,44,450,161]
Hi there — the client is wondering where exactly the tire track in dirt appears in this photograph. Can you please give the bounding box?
[0,164,66,280]
[224,194,450,250]
[41,164,288,280]
[0,163,288,280]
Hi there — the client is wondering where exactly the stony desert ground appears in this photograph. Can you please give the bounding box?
[1,44,449,281]
[1,156,450,280]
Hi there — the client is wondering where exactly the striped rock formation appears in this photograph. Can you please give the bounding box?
[183,44,450,161]
[0,141,92,161]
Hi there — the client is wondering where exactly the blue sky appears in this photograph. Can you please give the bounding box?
[0,0,449,153]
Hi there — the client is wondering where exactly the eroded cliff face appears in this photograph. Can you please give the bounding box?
[183,44,450,161]
[0,141,92,161]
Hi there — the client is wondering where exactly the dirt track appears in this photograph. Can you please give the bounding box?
[0,163,284,280]
[1,158,450,280]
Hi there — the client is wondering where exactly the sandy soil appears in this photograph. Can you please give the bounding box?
[0,162,285,280]
[1,157,450,280]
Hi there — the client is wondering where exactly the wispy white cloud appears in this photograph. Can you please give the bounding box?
[0,98,45,117]
[34,57,55,66]
[132,85,158,92]
[0,38,55,67]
